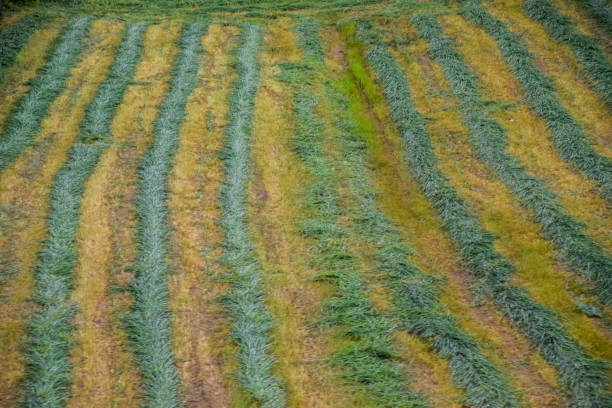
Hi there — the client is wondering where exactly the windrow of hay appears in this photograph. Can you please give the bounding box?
[0,18,120,407]
[0,16,91,171]
[461,1,612,201]
[217,23,286,407]
[126,22,207,408]
[522,0,612,107]
[20,21,145,407]
[356,17,611,408]
[166,23,236,408]
[337,20,521,408]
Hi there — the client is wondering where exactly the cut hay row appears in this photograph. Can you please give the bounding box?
[165,23,235,407]
[217,23,286,408]
[337,23,519,408]
[0,20,121,406]
[0,16,91,172]
[354,19,611,408]
[282,22,426,407]
[21,22,146,407]
[461,2,612,201]
[523,0,612,107]
[126,22,206,408]
[0,12,47,82]
[411,13,612,307]
[580,0,612,33]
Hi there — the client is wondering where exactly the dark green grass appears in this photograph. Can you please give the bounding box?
[20,22,146,408]
[126,21,205,408]
[461,1,612,201]
[217,23,286,408]
[523,0,612,107]
[413,12,612,306]
[578,0,612,34]
[0,12,47,83]
[353,18,611,408]
[0,16,90,172]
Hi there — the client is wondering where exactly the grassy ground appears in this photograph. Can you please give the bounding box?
[0,0,610,407]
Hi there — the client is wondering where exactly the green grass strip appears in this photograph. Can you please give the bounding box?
[279,21,427,408]
[21,22,146,408]
[578,0,612,34]
[412,12,612,307]
[0,12,47,82]
[523,0,612,107]
[353,19,611,408]
[461,2,612,201]
[0,16,90,172]
[335,23,519,408]
[126,22,205,408]
[217,24,286,408]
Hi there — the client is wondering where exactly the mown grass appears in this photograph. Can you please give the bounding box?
[577,0,612,34]
[338,21,520,408]
[0,19,119,406]
[384,30,565,405]
[353,18,611,408]
[249,18,362,407]
[461,1,612,201]
[523,0,612,107]
[217,23,286,408]
[0,12,47,82]
[166,23,237,407]
[438,13,611,255]
[0,16,91,171]
[412,13,612,308]
[0,19,61,131]
[276,54,427,408]
[21,21,145,407]
[126,21,205,408]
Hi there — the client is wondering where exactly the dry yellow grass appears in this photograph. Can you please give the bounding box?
[248,18,361,407]
[487,0,612,159]
[67,21,181,408]
[166,23,236,408]
[0,9,30,28]
[396,32,612,366]
[439,15,611,255]
[0,19,63,130]
[339,22,564,406]
[320,28,464,407]
[0,19,123,407]
[548,0,612,53]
